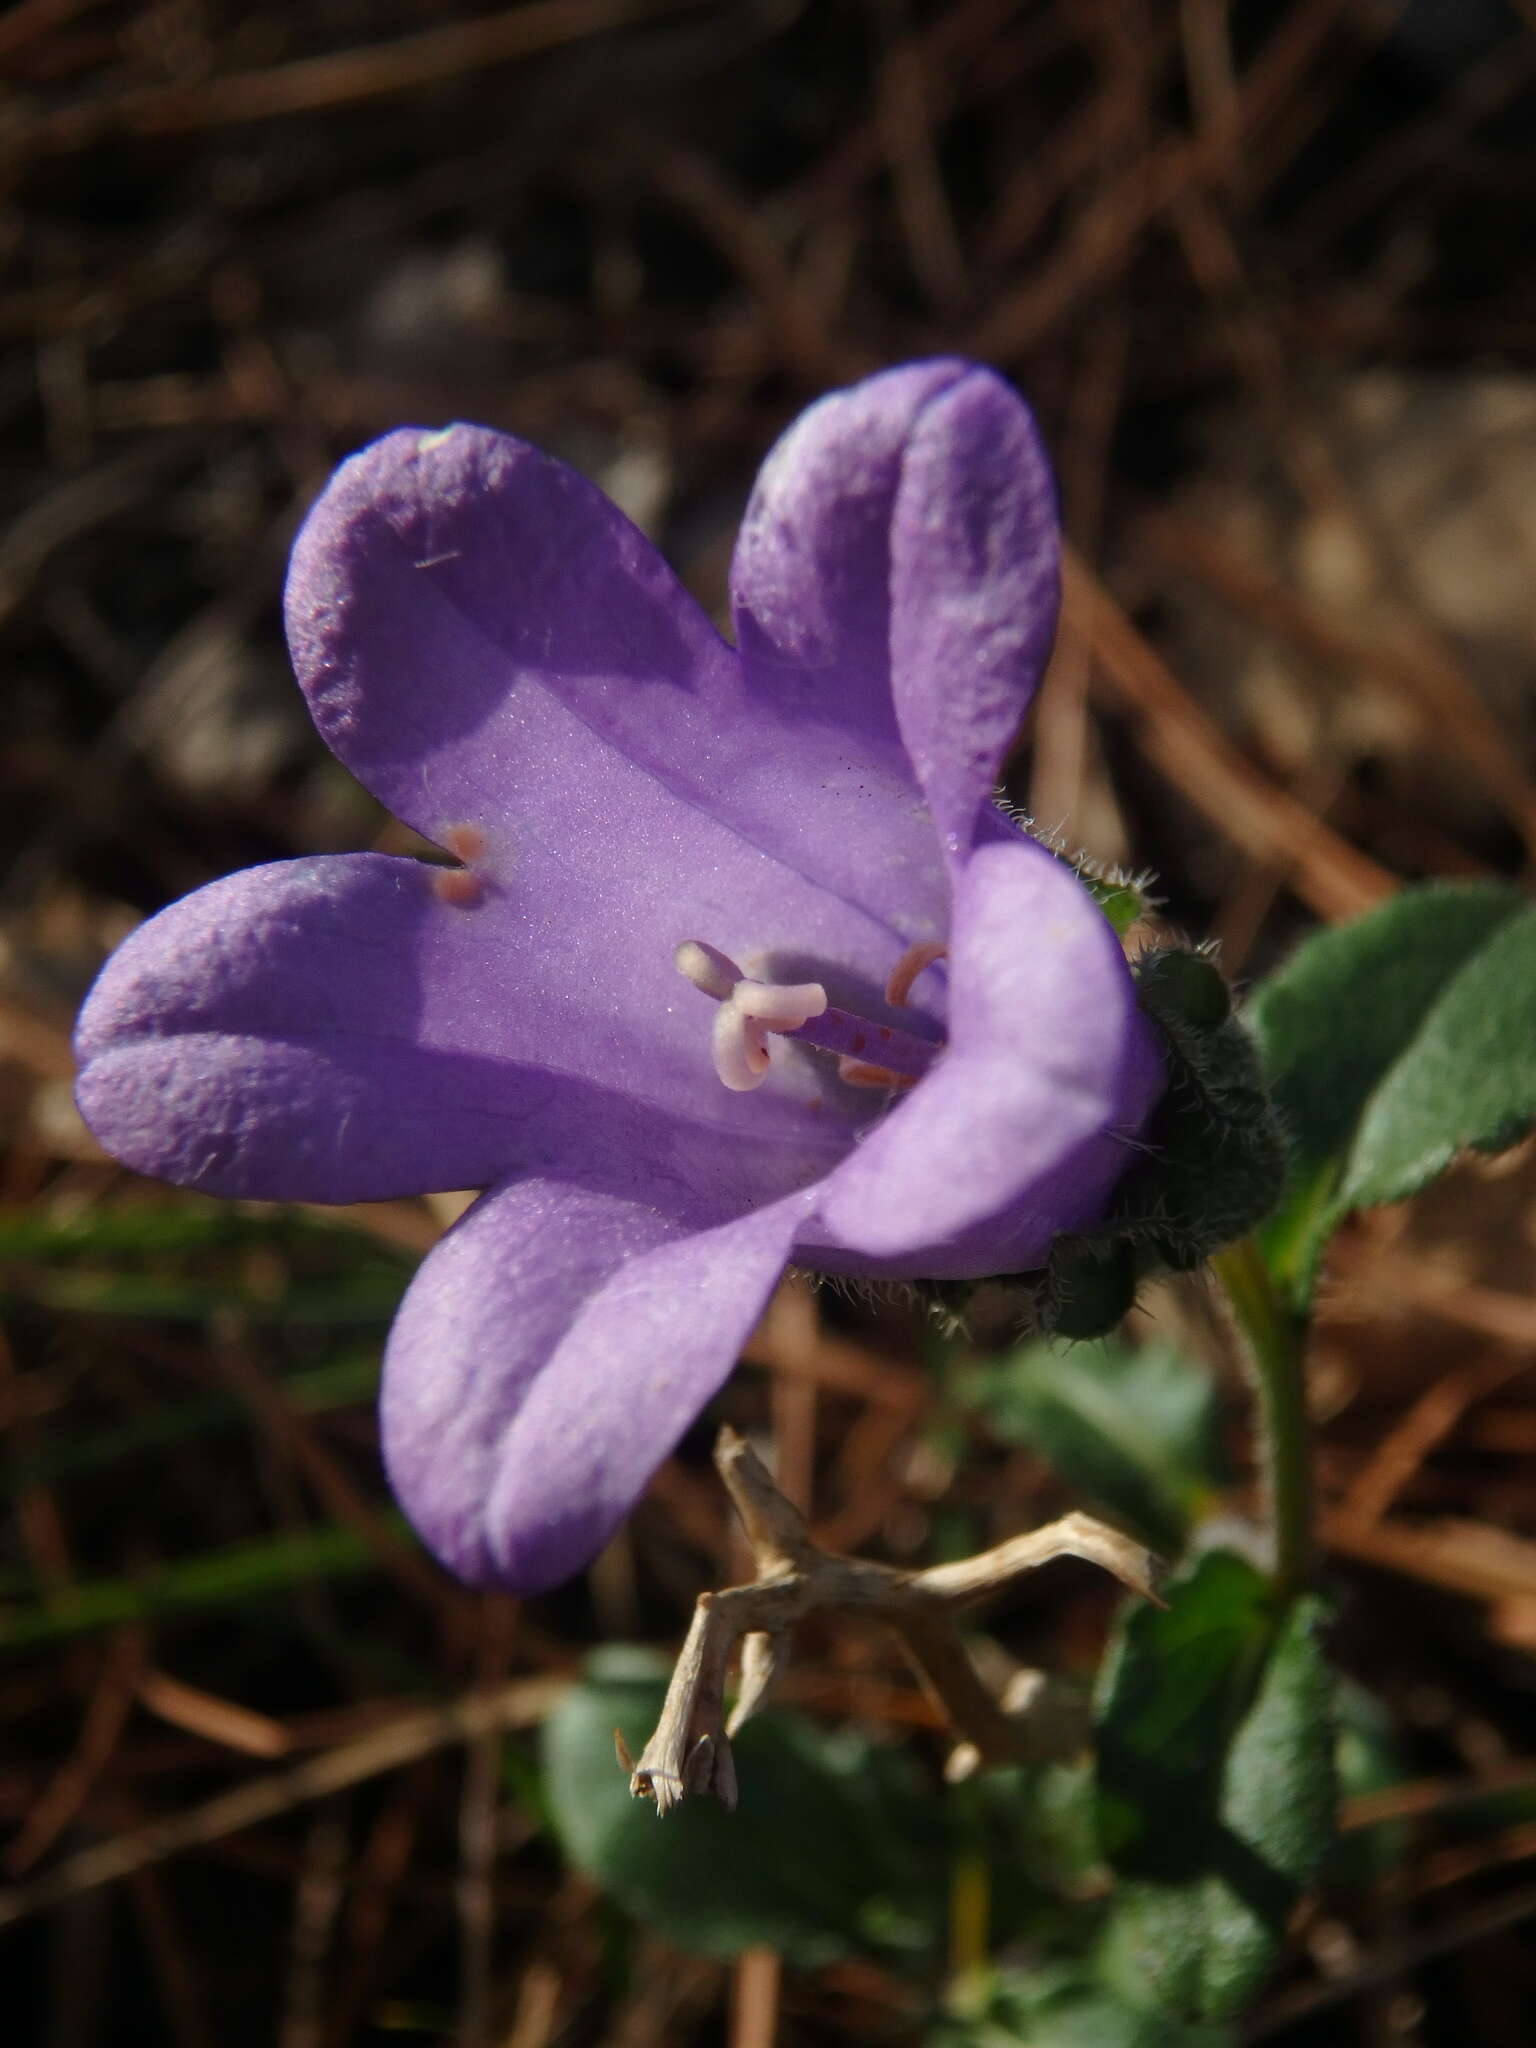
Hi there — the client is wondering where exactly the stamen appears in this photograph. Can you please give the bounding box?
[885,941,949,1008]
[433,867,483,909]
[838,1058,919,1091]
[675,937,943,1094]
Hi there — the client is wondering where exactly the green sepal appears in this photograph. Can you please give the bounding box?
[1079,872,1153,939]
[1040,831,1157,938]
[1029,946,1287,1337]
[1042,1239,1138,1340]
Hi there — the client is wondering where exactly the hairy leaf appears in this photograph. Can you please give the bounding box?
[1248,882,1536,1303]
[962,1337,1224,1554]
[542,1649,944,1966]
[1094,1551,1335,2023]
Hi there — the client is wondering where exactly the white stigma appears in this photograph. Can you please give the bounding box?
[673,939,741,1001]
[734,981,828,1028]
[675,939,827,1092]
[711,998,771,1090]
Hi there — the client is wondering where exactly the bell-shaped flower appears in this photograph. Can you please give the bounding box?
[74,360,1165,1591]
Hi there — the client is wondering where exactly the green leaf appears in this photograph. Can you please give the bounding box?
[928,1964,1233,2047]
[10,1267,407,1322]
[975,1759,1104,1903]
[1328,1679,1410,1891]
[0,1350,380,1504]
[0,1200,416,1322]
[1247,882,1536,1302]
[1094,1551,1335,2024]
[0,1200,418,1264]
[0,1520,392,1651]
[541,1648,945,1966]
[961,1337,1225,1554]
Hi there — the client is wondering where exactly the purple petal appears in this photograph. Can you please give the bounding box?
[730,362,967,762]
[733,360,1058,864]
[74,853,856,1210]
[285,423,946,943]
[888,370,1059,859]
[806,837,1164,1275]
[75,854,505,1200]
[381,1178,808,1589]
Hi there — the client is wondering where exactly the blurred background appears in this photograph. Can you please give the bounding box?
[3,0,1536,2041]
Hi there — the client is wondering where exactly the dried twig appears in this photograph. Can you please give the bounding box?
[1244,1876,1536,2040]
[5,1627,146,1877]
[1325,1514,1536,1607]
[1062,546,1397,921]
[728,1945,781,2048]
[18,0,717,153]
[620,1427,1160,1814]
[0,1676,563,1929]
[1337,1353,1533,1532]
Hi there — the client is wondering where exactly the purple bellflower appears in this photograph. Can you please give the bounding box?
[74,361,1165,1592]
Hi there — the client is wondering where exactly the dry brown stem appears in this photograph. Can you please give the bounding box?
[621,1427,1161,1815]
[0,1676,564,1930]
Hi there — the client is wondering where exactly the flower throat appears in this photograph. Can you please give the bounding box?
[673,939,947,1093]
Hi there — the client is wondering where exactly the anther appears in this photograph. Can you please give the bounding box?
[433,867,483,909]
[441,823,486,865]
[435,821,488,909]
[838,1058,919,1091]
[885,941,948,1009]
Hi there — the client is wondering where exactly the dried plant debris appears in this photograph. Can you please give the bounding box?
[622,1427,1160,1814]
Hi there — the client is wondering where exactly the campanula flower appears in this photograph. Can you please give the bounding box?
[74,361,1164,1590]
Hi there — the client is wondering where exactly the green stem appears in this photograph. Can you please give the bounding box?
[1211,1236,1312,1601]
[945,1772,992,2012]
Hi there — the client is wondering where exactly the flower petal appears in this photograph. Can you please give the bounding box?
[75,854,497,1200]
[731,361,967,761]
[733,360,1058,863]
[285,423,945,941]
[888,369,1059,858]
[73,853,849,1210]
[381,1179,808,1589]
[806,837,1164,1275]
